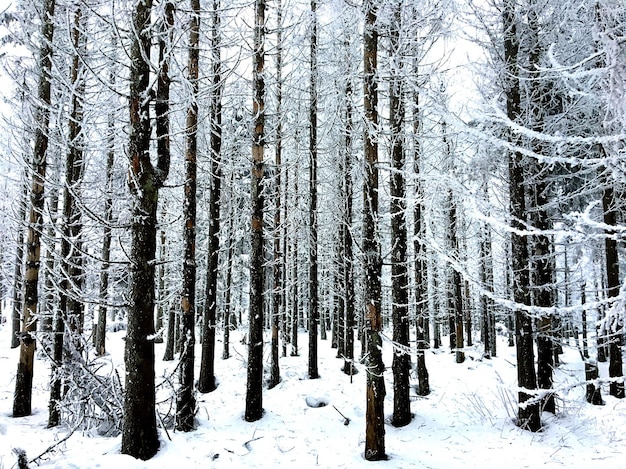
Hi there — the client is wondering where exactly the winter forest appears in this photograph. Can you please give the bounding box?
[0,0,625,466]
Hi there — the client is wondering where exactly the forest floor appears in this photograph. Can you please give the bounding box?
[0,322,624,468]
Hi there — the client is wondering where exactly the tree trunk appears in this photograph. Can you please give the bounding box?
[503,0,540,431]
[176,0,198,431]
[269,0,284,389]
[245,0,266,423]
[412,60,430,395]
[603,184,624,398]
[121,0,169,458]
[222,206,235,360]
[13,0,56,418]
[307,0,320,381]
[448,190,465,364]
[95,78,115,356]
[389,1,410,427]
[48,6,86,428]
[10,175,27,350]
[199,0,223,395]
[363,0,386,460]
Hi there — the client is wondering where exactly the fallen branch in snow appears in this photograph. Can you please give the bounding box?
[28,416,84,466]
[332,405,350,425]
[243,435,264,452]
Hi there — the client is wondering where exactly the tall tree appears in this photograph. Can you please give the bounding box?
[245,0,266,423]
[526,0,555,413]
[48,4,86,428]
[502,0,541,431]
[389,0,411,428]
[308,0,320,380]
[363,0,386,460]
[177,0,198,431]
[121,0,171,458]
[199,0,223,394]
[10,175,27,350]
[269,0,284,390]
[13,0,56,418]
[412,59,429,396]
[95,53,116,356]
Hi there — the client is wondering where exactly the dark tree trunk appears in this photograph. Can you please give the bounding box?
[603,184,624,398]
[49,6,86,428]
[412,60,429,396]
[163,298,176,362]
[585,359,604,405]
[448,191,465,364]
[290,163,299,357]
[307,0,320,381]
[527,2,555,414]
[389,2,410,426]
[176,0,198,431]
[363,0,385,460]
[341,75,355,373]
[245,0,266,423]
[95,83,115,356]
[199,0,223,395]
[154,208,166,345]
[122,0,170,459]
[13,0,56,418]
[11,176,27,350]
[503,0,541,431]
[222,207,235,360]
[269,0,284,388]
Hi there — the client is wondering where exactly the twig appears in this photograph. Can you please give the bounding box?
[332,405,351,425]
[157,410,172,441]
[28,417,84,466]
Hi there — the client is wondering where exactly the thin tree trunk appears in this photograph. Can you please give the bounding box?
[290,163,299,357]
[307,0,320,380]
[269,0,284,388]
[450,195,465,364]
[13,0,56,418]
[176,0,198,431]
[11,175,27,350]
[199,0,223,395]
[245,0,266,423]
[95,100,115,356]
[222,205,235,360]
[412,59,429,395]
[363,0,385,459]
[48,6,86,428]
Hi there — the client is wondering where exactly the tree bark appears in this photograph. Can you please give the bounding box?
[245,0,266,423]
[389,0,411,427]
[503,0,541,432]
[412,59,430,395]
[363,0,386,460]
[269,0,284,389]
[10,175,27,350]
[199,0,223,395]
[176,0,198,431]
[603,183,624,398]
[307,0,320,381]
[95,70,116,356]
[13,0,56,418]
[121,0,169,458]
[48,5,86,428]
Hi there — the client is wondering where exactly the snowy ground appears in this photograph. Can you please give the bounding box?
[1,321,625,469]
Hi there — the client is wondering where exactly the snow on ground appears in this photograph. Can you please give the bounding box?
[1,321,625,468]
